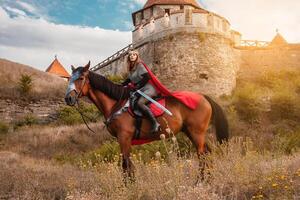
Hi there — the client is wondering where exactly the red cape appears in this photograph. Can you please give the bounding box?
[131,62,202,146]
[141,62,201,110]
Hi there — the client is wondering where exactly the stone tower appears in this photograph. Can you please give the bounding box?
[95,0,241,97]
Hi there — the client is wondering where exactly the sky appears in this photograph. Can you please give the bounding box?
[0,0,299,72]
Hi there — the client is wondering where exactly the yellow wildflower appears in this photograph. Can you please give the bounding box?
[272,183,278,187]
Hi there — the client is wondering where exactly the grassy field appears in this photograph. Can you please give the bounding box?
[0,65,300,199]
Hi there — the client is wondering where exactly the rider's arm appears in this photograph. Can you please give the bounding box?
[135,63,150,89]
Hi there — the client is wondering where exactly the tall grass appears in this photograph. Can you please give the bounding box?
[1,137,299,200]
[0,151,102,200]
[2,123,111,159]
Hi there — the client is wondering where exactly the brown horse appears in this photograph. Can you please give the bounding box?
[65,62,229,178]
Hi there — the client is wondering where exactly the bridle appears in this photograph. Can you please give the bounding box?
[71,72,127,133]
[74,75,87,100]
[72,74,100,134]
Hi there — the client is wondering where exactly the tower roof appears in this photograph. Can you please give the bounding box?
[45,56,70,78]
[143,0,201,9]
[269,32,288,46]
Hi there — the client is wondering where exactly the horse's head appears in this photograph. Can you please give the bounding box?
[65,61,90,106]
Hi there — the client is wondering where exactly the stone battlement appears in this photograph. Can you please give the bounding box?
[132,9,241,46]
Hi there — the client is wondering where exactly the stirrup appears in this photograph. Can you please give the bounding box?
[150,123,161,133]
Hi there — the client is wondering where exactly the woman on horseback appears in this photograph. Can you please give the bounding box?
[122,50,161,133]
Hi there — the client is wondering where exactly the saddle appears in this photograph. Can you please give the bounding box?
[128,94,166,118]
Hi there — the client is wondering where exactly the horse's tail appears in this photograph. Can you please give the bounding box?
[204,95,229,143]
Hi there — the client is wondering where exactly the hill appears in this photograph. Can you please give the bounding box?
[0,58,67,100]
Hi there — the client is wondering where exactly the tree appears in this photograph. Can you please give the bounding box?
[18,74,33,95]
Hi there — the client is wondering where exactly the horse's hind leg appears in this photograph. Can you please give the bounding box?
[184,103,212,156]
[184,126,209,184]
[183,101,212,182]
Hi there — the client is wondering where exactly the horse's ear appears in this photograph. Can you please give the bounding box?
[71,65,75,71]
[84,61,90,71]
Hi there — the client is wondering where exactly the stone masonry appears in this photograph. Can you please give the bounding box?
[0,99,65,124]
[148,32,240,97]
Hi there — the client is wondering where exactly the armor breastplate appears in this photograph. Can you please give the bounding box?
[128,63,148,84]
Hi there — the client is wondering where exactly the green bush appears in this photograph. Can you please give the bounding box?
[269,81,298,121]
[257,68,300,89]
[271,129,300,154]
[106,75,124,84]
[0,122,9,135]
[18,74,33,95]
[257,70,279,88]
[57,103,101,125]
[232,83,262,123]
[14,115,38,128]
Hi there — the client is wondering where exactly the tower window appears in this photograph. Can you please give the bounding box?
[165,9,170,16]
[180,5,184,10]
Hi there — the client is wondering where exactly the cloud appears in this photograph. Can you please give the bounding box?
[4,6,26,16]
[0,7,131,72]
[16,1,36,13]
[202,0,300,42]
[133,0,147,6]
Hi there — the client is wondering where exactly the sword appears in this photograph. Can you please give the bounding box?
[136,89,173,116]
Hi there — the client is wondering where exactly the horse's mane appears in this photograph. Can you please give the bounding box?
[88,71,130,100]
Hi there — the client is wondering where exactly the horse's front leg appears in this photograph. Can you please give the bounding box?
[117,133,135,182]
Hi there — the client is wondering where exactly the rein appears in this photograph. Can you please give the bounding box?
[75,100,99,134]
[74,76,99,134]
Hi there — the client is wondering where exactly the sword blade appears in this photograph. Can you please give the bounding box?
[136,90,173,116]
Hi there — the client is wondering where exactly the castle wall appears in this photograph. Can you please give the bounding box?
[97,32,239,97]
[153,5,181,17]
[133,11,232,45]
[240,46,300,69]
[147,32,239,97]
[96,55,128,76]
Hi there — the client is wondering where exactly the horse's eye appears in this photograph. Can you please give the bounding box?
[79,77,84,80]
